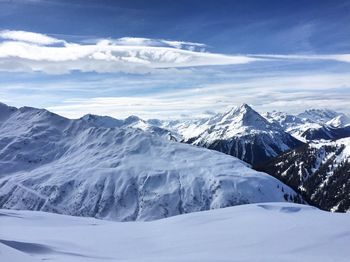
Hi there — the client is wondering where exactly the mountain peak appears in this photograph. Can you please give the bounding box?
[238,103,252,110]
[203,103,283,138]
[124,115,142,124]
[223,103,254,119]
[224,103,274,130]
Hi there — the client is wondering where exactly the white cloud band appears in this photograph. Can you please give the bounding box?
[0,30,260,74]
[0,30,64,45]
[252,54,350,63]
[1,30,349,75]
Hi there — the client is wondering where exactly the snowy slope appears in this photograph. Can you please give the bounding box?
[0,243,40,262]
[1,203,350,262]
[256,138,350,212]
[0,103,301,221]
[182,104,303,165]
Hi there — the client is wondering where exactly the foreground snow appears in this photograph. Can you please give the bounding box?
[1,203,349,262]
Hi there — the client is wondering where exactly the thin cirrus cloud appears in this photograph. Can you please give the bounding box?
[253,54,350,63]
[0,30,260,74]
[45,73,350,119]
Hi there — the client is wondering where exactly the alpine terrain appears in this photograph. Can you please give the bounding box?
[256,138,350,212]
[180,104,303,165]
[263,109,350,142]
[0,102,301,221]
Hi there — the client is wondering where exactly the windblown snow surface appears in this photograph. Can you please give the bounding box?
[1,203,350,262]
[0,103,300,221]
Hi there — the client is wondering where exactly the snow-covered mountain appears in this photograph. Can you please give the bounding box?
[81,113,179,141]
[263,109,350,142]
[147,117,209,142]
[327,114,350,128]
[0,102,301,221]
[262,111,307,130]
[181,104,303,165]
[256,138,350,212]
[262,111,317,141]
[297,109,341,124]
[1,203,350,262]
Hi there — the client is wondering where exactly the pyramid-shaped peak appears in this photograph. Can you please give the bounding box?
[217,103,270,127]
[229,103,258,117]
[223,103,254,117]
[238,103,252,110]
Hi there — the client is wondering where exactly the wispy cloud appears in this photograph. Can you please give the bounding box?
[253,54,350,63]
[107,37,206,51]
[44,72,350,119]
[1,30,349,75]
[0,30,65,45]
[0,30,260,74]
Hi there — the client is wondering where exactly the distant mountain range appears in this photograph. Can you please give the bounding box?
[0,101,349,217]
[263,109,350,142]
[159,105,349,212]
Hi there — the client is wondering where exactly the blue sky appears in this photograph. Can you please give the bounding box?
[0,0,349,119]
